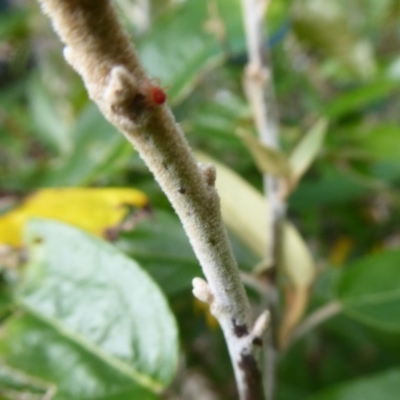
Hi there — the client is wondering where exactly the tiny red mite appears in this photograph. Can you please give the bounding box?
[150,85,167,105]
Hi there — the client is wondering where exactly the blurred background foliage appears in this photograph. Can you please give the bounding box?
[0,0,400,399]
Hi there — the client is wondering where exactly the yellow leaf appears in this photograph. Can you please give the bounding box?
[0,188,148,246]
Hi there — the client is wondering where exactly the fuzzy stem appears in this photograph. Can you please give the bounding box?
[35,0,265,398]
[240,0,285,398]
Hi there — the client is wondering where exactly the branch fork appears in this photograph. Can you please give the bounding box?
[193,277,270,400]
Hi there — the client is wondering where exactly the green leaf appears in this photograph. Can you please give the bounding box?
[356,124,400,161]
[309,368,400,400]
[0,219,179,397]
[0,9,29,40]
[0,315,157,400]
[336,248,400,331]
[138,0,243,105]
[292,0,376,79]
[289,119,328,183]
[117,210,201,296]
[323,80,396,119]
[289,166,368,210]
[116,210,258,296]
[190,94,250,149]
[238,130,292,179]
[27,75,71,154]
[0,363,52,399]
[138,2,221,105]
[44,105,130,186]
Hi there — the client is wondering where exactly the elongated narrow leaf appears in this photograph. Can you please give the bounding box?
[238,129,292,179]
[196,153,316,289]
[310,368,400,400]
[323,79,396,119]
[0,219,179,398]
[289,118,328,183]
[336,248,400,331]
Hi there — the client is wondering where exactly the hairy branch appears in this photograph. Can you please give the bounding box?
[36,0,265,398]
[240,0,285,398]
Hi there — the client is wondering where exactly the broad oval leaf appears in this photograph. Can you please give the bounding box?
[309,368,400,400]
[0,315,158,400]
[1,219,179,397]
[336,248,400,331]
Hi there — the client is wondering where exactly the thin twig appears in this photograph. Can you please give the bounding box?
[240,0,285,398]
[288,301,343,347]
[35,1,266,399]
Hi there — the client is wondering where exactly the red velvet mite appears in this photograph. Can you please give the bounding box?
[150,85,167,105]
